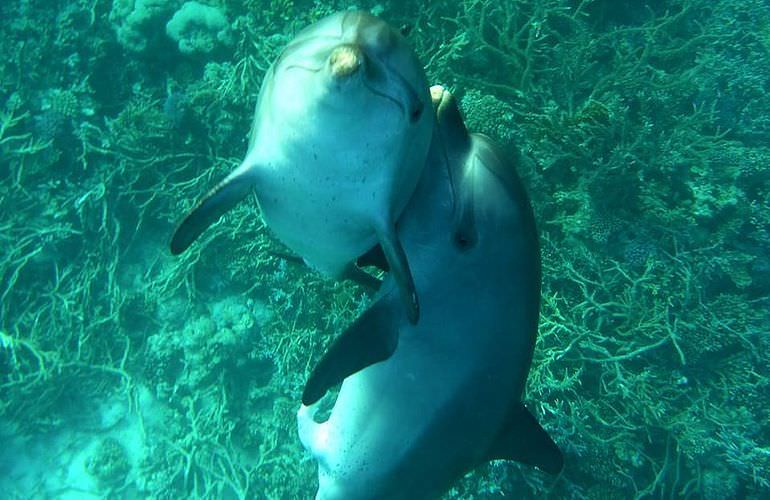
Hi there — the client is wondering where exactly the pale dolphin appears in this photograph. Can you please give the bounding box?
[170,11,434,323]
[297,86,563,499]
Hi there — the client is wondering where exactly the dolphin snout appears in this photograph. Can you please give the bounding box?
[328,44,363,78]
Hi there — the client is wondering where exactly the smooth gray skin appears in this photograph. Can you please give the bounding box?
[170,11,433,323]
[297,86,563,500]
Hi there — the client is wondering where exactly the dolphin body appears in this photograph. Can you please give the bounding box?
[297,86,563,500]
[170,11,434,323]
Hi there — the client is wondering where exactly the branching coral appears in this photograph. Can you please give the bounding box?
[2,0,768,498]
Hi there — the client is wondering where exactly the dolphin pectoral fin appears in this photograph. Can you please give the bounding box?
[170,166,255,255]
[302,295,399,406]
[486,403,564,475]
[375,223,419,324]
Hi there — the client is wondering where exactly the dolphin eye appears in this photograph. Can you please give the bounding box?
[409,101,424,123]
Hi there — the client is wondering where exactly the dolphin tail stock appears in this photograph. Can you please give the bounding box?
[374,221,419,324]
[484,403,564,475]
[302,294,399,406]
[170,162,257,255]
[297,403,323,454]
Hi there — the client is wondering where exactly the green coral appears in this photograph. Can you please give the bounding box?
[460,88,517,144]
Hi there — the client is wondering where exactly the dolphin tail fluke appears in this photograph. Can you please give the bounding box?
[486,403,564,475]
[302,295,399,406]
[375,223,419,324]
[170,163,256,255]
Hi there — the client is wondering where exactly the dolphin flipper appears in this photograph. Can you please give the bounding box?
[170,165,255,255]
[302,295,399,406]
[486,403,564,475]
[375,223,419,324]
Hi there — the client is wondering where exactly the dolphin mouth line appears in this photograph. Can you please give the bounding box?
[277,29,417,120]
[363,79,406,115]
[360,56,420,120]
[283,60,411,119]
[284,63,324,73]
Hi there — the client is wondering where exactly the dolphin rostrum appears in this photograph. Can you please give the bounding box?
[297,86,563,499]
[170,11,434,323]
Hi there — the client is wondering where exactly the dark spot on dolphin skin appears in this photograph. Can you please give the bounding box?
[314,153,318,160]
[454,231,476,251]
[409,100,424,123]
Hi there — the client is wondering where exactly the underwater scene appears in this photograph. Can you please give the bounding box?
[1,0,769,498]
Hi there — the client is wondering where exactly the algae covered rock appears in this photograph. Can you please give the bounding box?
[85,437,131,487]
[166,1,232,56]
[110,0,181,53]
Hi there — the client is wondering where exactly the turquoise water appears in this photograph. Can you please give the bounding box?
[1,0,768,498]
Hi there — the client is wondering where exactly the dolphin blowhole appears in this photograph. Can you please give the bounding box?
[328,44,363,78]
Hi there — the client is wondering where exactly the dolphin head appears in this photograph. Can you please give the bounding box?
[265,11,428,128]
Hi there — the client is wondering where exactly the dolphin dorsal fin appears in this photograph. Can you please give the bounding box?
[170,163,256,255]
[430,85,471,157]
[485,403,564,475]
[430,85,477,249]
